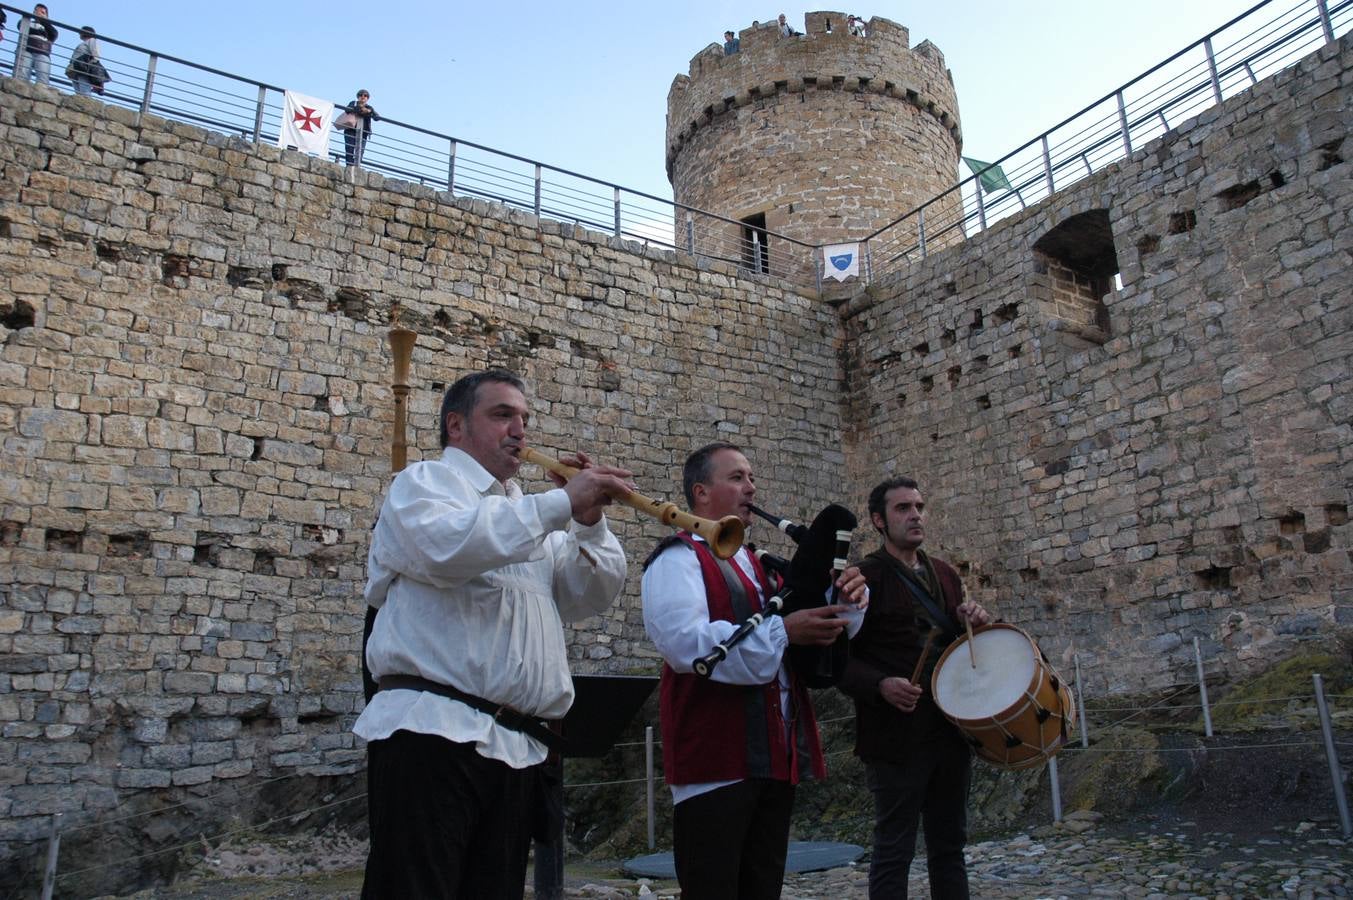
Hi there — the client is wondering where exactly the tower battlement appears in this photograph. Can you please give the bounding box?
[668,13,961,174]
[666,12,965,257]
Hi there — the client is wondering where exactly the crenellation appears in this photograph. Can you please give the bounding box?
[667,13,962,268]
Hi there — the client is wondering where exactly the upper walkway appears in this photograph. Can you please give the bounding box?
[2,0,1348,289]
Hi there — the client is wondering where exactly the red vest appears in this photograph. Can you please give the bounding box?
[659,533,826,785]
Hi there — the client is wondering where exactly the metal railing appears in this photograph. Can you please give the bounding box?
[862,0,1352,282]
[0,0,1347,292]
[0,3,817,286]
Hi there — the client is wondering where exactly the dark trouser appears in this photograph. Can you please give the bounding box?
[672,779,795,900]
[344,128,368,165]
[361,729,535,900]
[864,703,972,899]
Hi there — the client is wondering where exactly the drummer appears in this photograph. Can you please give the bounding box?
[837,475,991,899]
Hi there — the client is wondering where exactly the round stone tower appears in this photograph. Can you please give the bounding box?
[667,11,963,270]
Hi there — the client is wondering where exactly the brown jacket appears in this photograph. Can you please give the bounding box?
[837,547,965,762]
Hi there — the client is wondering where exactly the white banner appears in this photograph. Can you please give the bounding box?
[278,90,334,156]
[823,243,860,281]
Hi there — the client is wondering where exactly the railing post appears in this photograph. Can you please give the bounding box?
[533,163,542,217]
[1041,134,1055,195]
[863,239,873,283]
[1203,36,1224,107]
[1048,757,1063,823]
[685,213,695,255]
[1194,636,1213,738]
[447,140,457,194]
[613,187,622,238]
[12,22,24,78]
[1074,653,1089,748]
[974,179,987,232]
[917,207,927,258]
[1116,89,1132,157]
[752,232,763,274]
[1316,0,1335,43]
[645,725,656,850]
[140,53,158,116]
[252,86,266,144]
[1313,674,1352,838]
[40,812,62,900]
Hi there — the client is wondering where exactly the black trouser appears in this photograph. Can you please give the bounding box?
[672,778,795,900]
[864,702,972,899]
[361,730,535,900]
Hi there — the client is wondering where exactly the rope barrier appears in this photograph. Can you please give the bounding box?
[16,663,1346,881]
[1084,694,1322,713]
[565,776,653,789]
[59,770,309,836]
[53,792,367,881]
[1062,739,1328,753]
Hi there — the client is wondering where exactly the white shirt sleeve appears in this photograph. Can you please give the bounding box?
[548,516,628,623]
[642,544,787,685]
[371,461,573,589]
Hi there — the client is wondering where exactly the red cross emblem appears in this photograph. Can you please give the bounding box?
[293,106,323,133]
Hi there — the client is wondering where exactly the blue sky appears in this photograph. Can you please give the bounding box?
[12,1,1269,201]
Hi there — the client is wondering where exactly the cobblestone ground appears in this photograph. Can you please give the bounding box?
[776,815,1353,900]
[107,813,1351,899]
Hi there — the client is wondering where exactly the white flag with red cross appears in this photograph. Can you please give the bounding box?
[278,90,334,156]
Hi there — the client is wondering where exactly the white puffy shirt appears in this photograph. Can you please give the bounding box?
[353,447,627,768]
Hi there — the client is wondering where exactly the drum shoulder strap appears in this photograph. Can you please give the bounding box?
[880,553,958,637]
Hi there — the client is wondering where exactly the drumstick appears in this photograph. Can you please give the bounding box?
[911,627,941,685]
[966,617,977,668]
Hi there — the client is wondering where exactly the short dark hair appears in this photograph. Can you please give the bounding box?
[79,26,95,38]
[682,441,742,507]
[867,475,920,523]
[439,370,526,448]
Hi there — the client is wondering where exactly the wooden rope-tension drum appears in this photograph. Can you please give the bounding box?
[930,623,1076,770]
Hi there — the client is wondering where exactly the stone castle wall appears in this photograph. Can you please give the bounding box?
[841,35,1351,692]
[0,26,1349,892]
[666,11,963,260]
[0,80,845,885]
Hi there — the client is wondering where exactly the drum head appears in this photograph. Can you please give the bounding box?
[932,626,1037,720]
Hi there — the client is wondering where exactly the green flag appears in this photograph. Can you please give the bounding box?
[963,157,1012,193]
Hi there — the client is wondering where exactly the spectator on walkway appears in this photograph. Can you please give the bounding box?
[342,89,380,166]
[67,26,106,96]
[16,4,58,86]
[778,13,799,37]
[723,29,740,55]
[1,9,7,46]
[848,15,867,37]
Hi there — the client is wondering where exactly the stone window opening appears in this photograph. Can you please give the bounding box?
[1031,209,1119,345]
[740,212,770,275]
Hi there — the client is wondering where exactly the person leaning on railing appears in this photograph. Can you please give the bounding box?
[340,89,380,166]
[67,25,108,96]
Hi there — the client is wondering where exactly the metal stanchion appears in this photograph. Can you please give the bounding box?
[1194,636,1213,737]
[1074,653,1089,748]
[645,725,656,850]
[1313,674,1351,838]
[1048,757,1063,824]
[40,812,62,900]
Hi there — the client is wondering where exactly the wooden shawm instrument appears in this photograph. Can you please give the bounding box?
[518,447,745,561]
